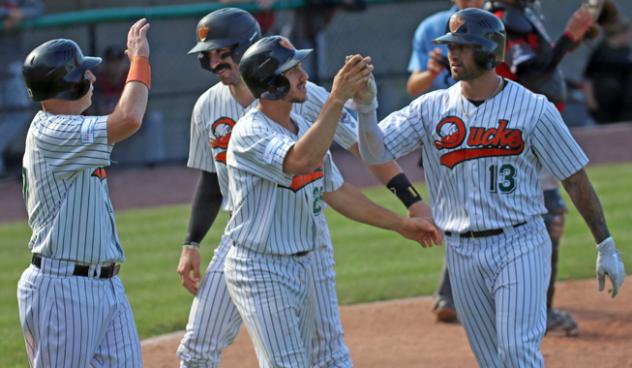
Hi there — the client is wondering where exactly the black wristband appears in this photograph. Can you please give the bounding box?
[386,173,422,208]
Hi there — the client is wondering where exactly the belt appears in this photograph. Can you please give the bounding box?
[292,251,309,257]
[31,254,120,279]
[445,222,527,238]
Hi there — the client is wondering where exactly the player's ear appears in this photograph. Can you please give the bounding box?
[262,75,290,100]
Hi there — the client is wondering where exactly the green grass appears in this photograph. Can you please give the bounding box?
[1,163,631,367]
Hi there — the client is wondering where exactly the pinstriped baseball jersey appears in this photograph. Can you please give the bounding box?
[22,111,123,264]
[178,83,353,366]
[18,110,141,368]
[225,109,344,255]
[376,80,588,232]
[189,81,356,212]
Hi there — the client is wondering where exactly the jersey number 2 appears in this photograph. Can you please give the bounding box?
[313,186,324,214]
[489,164,517,193]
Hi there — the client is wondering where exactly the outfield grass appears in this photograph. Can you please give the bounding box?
[1,163,631,367]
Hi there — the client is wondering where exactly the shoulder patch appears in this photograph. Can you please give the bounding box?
[80,117,96,144]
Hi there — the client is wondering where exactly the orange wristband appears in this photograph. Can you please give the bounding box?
[126,56,151,89]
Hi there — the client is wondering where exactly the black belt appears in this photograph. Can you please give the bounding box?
[31,254,120,279]
[445,222,527,238]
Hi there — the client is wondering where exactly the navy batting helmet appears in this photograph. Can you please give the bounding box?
[239,36,312,100]
[22,39,101,102]
[188,8,261,71]
[433,8,506,70]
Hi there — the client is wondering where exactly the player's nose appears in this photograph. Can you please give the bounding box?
[208,52,224,69]
[298,63,309,82]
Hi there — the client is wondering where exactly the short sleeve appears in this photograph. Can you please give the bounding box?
[323,151,344,193]
[380,98,426,158]
[228,116,294,186]
[408,22,431,72]
[531,102,589,180]
[187,98,216,173]
[37,115,112,172]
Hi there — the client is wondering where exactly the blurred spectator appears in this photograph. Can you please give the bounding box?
[406,0,484,98]
[0,0,43,177]
[220,0,278,34]
[584,19,632,124]
[93,46,128,114]
[283,0,366,83]
[560,78,597,128]
[94,46,166,166]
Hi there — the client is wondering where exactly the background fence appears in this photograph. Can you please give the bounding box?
[2,0,630,166]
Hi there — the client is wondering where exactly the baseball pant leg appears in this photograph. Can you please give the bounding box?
[91,277,142,368]
[17,265,129,367]
[177,237,243,368]
[436,263,453,303]
[543,188,566,311]
[310,246,352,368]
[494,221,550,368]
[446,238,499,368]
[225,246,314,368]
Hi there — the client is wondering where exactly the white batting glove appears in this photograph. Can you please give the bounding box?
[349,74,378,113]
[596,237,626,298]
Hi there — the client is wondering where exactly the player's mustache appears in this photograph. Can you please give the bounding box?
[212,63,231,74]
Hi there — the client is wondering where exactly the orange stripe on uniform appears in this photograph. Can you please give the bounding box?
[288,167,323,191]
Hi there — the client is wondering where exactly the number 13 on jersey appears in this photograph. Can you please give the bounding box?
[489,163,517,193]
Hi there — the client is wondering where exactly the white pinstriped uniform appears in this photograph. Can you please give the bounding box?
[363,80,588,367]
[18,111,141,367]
[224,109,344,367]
[177,82,355,367]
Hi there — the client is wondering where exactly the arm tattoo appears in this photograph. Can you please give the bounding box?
[562,169,610,243]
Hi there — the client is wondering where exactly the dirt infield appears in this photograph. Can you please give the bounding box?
[142,278,632,368]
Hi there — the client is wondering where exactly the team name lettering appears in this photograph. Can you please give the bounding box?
[210,117,236,163]
[433,117,524,169]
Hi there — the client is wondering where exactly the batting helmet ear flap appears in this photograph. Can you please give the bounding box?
[261,74,290,100]
[198,52,212,72]
[474,48,495,70]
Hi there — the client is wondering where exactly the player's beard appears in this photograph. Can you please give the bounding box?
[451,63,486,82]
[287,82,308,103]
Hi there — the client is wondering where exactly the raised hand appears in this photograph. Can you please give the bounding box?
[330,54,374,103]
[565,6,594,41]
[427,48,446,75]
[127,18,151,60]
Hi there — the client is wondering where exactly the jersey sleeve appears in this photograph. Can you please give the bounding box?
[322,151,344,193]
[187,97,217,173]
[531,102,589,180]
[37,115,112,172]
[408,22,431,72]
[380,98,426,158]
[300,82,357,149]
[228,116,294,186]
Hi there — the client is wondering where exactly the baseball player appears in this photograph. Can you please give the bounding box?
[177,8,439,367]
[355,8,625,367]
[17,19,151,367]
[486,0,596,336]
[222,35,439,367]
